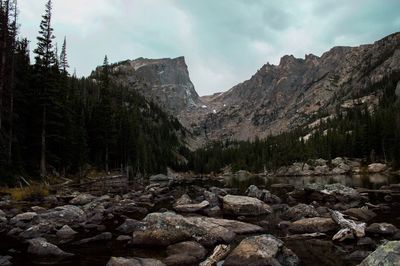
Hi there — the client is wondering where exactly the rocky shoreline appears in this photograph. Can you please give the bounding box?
[1,173,400,265]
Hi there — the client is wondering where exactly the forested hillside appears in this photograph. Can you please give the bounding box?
[0,0,187,184]
[189,72,400,173]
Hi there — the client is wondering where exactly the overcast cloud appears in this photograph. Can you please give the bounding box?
[19,0,400,95]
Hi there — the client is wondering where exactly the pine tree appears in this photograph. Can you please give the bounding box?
[59,36,69,75]
[33,0,56,178]
[34,0,55,69]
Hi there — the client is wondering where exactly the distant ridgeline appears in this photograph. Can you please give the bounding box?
[189,71,400,173]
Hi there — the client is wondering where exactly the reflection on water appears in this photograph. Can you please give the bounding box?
[224,173,400,192]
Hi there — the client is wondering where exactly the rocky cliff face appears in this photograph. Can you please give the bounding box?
[194,32,400,141]
[92,57,201,117]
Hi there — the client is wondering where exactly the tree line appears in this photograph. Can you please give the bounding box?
[0,0,187,184]
[189,72,400,174]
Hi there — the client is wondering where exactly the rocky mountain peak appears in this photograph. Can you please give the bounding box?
[93,56,201,117]
[188,32,400,142]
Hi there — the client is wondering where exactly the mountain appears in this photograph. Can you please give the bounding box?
[194,32,400,141]
[91,56,201,117]
[91,33,400,144]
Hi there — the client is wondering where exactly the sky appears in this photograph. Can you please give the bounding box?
[19,0,400,96]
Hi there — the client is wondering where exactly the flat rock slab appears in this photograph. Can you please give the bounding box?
[223,195,272,216]
[27,238,73,257]
[174,200,210,213]
[131,212,263,247]
[359,241,400,266]
[224,234,299,266]
[289,217,338,233]
[366,223,399,235]
[107,257,165,266]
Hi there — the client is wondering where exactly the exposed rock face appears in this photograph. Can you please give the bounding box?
[222,195,272,216]
[106,257,165,266]
[289,217,338,234]
[27,238,73,257]
[224,234,299,266]
[195,32,400,141]
[359,241,400,266]
[92,57,201,118]
[130,212,263,246]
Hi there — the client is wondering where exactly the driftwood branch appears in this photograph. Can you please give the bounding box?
[200,244,231,266]
[330,210,366,240]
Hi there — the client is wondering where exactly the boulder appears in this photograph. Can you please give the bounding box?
[368,163,387,173]
[245,185,281,204]
[289,217,338,233]
[224,234,299,266]
[164,241,207,265]
[149,174,171,182]
[366,223,399,235]
[74,232,112,245]
[56,225,78,239]
[174,201,210,213]
[303,183,361,203]
[0,255,12,266]
[10,212,37,225]
[281,204,319,221]
[174,194,192,206]
[222,195,272,216]
[343,207,376,222]
[19,222,54,239]
[117,219,145,234]
[107,257,165,266]
[39,205,86,226]
[27,238,73,257]
[70,193,96,205]
[131,212,262,247]
[359,241,400,266]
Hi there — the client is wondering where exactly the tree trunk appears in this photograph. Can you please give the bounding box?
[105,145,109,173]
[0,1,10,131]
[40,106,47,178]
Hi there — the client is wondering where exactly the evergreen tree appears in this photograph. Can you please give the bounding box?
[59,36,69,75]
[33,0,56,178]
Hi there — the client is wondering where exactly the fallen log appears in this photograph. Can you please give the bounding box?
[200,244,230,266]
[332,228,354,241]
[330,210,366,240]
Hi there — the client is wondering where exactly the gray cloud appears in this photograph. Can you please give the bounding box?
[19,0,400,95]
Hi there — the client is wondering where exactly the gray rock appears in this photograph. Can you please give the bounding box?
[106,257,165,266]
[131,212,262,247]
[245,185,281,204]
[39,205,86,226]
[222,195,272,216]
[289,217,338,233]
[116,235,132,241]
[0,255,12,266]
[368,163,387,173]
[224,234,299,266]
[359,241,400,266]
[10,212,37,225]
[343,207,376,222]
[19,222,54,239]
[117,219,145,234]
[56,225,78,239]
[281,204,320,221]
[74,232,112,245]
[149,174,171,182]
[174,194,192,206]
[70,193,96,205]
[174,200,209,213]
[27,238,73,257]
[164,241,207,265]
[366,223,399,235]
